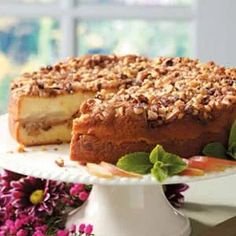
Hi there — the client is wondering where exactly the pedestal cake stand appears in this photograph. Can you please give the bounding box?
[1,114,236,236]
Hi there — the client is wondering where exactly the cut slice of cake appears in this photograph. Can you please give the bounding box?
[70,58,236,163]
[9,54,150,146]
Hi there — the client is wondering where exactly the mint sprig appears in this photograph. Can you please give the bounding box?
[116,152,152,174]
[151,162,168,182]
[116,145,187,182]
[150,145,187,181]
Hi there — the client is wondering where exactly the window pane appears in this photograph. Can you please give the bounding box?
[0,18,59,114]
[4,0,56,3]
[78,0,192,5]
[77,20,192,57]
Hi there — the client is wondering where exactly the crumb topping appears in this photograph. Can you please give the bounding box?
[80,57,236,124]
[10,55,236,123]
[10,54,150,97]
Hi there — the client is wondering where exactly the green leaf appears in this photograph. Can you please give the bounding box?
[163,153,188,176]
[149,144,187,181]
[202,142,227,158]
[149,145,166,164]
[116,152,152,174]
[151,162,168,182]
[227,141,236,160]
[228,120,236,148]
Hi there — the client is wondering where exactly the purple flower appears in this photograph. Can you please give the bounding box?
[1,170,25,192]
[0,169,94,235]
[164,183,189,208]
[10,176,65,216]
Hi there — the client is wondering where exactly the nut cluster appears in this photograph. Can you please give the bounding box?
[10,54,150,97]
[80,57,236,124]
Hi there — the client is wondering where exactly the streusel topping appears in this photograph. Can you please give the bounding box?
[10,54,151,97]
[80,57,236,124]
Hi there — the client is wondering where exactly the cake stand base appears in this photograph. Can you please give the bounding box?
[66,185,191,236]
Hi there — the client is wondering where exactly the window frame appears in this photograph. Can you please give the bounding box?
[0,0,194,59]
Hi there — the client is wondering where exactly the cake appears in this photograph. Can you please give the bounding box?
[9,55,150,146]
[9,55,236,164]
[70,57,236,164]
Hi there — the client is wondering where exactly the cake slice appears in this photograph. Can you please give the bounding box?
[9,54,150,146]
[70,58,236,163]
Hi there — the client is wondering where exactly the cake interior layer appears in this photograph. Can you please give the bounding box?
[16,121,72,146]
[15,91,95,122]
[10,91,96,145]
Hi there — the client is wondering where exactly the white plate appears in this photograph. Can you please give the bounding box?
[1,114,236,185]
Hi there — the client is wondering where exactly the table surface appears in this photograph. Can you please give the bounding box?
[183,173,236,236]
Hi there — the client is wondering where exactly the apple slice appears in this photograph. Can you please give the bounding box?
[100,162,142,178]
[188,156,236,172]
[187,159,226,172]
[87,163,114,179]
[179,167,205,176]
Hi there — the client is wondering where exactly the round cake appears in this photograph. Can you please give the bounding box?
[8,55,236,164]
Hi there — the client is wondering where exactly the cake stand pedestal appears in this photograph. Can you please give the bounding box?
[1,114,236,236]
[66,184,190,236]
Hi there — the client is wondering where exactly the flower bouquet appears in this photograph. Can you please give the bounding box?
[0,170,188,235]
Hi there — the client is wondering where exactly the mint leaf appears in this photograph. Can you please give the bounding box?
[163,153,188,176]
[116,152,152,174]
[229,120,236,148]
[202,142,227,158]
[149,145,187,181]
[151,162,168,182]
[149,145,166,164]
[227,141,236,160]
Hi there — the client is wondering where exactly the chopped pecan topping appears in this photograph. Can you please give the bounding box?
[11,55,236,124]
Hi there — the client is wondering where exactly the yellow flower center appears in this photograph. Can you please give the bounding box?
[29,189,44,205]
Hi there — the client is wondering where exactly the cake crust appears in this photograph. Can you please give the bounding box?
[70,58,236,163]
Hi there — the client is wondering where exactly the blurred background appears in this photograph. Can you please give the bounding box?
[0,0,235,114]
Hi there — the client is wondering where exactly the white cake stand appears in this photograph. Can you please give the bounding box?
[1,114,236,236]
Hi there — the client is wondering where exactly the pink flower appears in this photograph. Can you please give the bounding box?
[56,229,69,236]
[15,218,25,229]
[16,229,28,236]
[32,230,46,236]
[35,225,47,233]
[69,224,76,233]
[79,191,89,201]
[69,184,84,196]
[84,224,93,235]
[79,223,86,233]
[5,219,14,228]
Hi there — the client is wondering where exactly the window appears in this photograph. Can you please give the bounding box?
[78,20,192,56]
[0,0,194,114]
